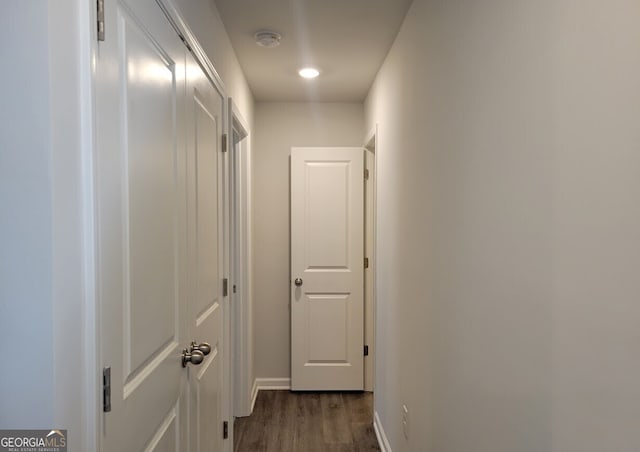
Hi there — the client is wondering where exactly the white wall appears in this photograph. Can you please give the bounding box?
[0,0,55,428]
[253,102,364,380]
[0,1,91,439]
[366,0,640,451]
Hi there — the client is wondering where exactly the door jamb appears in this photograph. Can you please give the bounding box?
[228,99,253,419]
[364,125,377,393]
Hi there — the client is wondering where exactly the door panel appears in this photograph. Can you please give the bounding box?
[306,162,350,267]
[186,53,225,452]
[125,12,178,376]
[307,294,350,361]
[195,96,220,318]
[291,147,365,390]
[97,0,187,450]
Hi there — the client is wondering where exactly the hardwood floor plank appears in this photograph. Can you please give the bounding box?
[321,393,354,445]
[293,393,325,452]
[344,391,373,424]
[264,390,296,452]
[351,422,382,451]
[234,391,270,451]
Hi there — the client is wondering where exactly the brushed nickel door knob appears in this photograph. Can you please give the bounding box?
[182,348,205,367]
[294,278,303,287]
[191,341,212,356]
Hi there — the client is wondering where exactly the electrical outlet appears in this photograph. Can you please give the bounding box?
[402,404,410,440]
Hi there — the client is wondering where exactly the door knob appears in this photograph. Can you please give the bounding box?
[191,341,211,356]
[294,278,303,287]
[182,348,205,367]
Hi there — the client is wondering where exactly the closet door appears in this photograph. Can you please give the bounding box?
[95,0,190,450]
[185,52,226,452]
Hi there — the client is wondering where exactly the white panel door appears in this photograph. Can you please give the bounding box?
[96,0,189,450]
[185,52,226,452]
[290,147,365,390]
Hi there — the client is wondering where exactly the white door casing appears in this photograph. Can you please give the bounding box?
[229,100,252,418]
[290,147,365,391]
[96,0,227,449]
[364,140,376,393]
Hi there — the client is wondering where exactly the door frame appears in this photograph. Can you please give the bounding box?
[364,125,378,393]
[227,99,253,419]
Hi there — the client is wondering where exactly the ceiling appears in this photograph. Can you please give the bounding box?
[214,0,413,102]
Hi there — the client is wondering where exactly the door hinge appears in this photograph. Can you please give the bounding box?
[103,367,111,412]
[233,284,237,294]
[223,421,229,439]
[364,169,370,180]
[223,278,228,297]
[221,134,228,153]
[364,257,369,269]
[364,345,369,356]
[96,0,105,41]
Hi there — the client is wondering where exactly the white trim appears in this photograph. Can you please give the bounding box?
[222,99,232,452]
[250,379,259,413]
[249,378,291,414]
[374,411,392,452]
[364,124,379,394]
[228,98,253,418]
[82,0,99,446]
[156,0,226,98]
[49,0,99,448]
[230,99,250,139]
[256,377,292,390]
[364,125,377,153]
[363,125,378,392]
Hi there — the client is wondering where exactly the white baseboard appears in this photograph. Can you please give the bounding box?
[374,411,392,452]
[255,377,291,390]
[251,377,291,411]
[250,379,259,413]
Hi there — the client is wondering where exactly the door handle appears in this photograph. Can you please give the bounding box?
[182,348,205,367]
[190,341,211,356]
[294,278,303,287]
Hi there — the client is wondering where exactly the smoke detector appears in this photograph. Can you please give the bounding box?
[254,30,282,48]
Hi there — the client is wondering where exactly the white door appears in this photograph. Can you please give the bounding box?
[96,0,227,449]
[290,147,365,390]
[185,51,226,452]
[96,0,188,449]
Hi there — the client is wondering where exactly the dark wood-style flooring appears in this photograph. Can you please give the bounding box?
[234,391,381,452]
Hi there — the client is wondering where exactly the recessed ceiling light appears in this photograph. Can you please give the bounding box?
[254,30,282,48]
[299,67,320,79]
